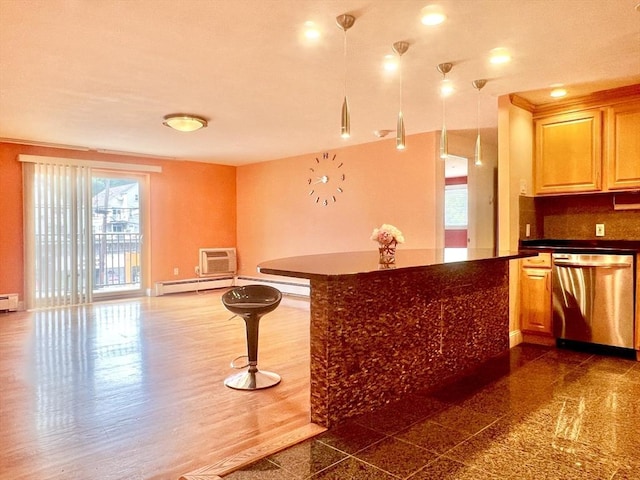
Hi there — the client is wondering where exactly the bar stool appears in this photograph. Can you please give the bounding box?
[221,285,282,390]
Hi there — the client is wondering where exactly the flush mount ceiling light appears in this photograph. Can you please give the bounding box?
[162,114,208,132]
[336,13,356,139]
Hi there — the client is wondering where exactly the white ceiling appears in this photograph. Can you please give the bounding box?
[1,0,639,166]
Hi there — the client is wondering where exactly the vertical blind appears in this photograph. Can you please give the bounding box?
[23,161,93,309]
[20,155,160,310]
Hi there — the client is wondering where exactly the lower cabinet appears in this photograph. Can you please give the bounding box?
[520,256,553,336]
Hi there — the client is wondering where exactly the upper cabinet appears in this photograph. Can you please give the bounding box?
[606,101,640,190]
[534,109,602,195]
[523,85,640,196]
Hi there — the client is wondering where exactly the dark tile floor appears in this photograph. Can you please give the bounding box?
[223,344,640,479]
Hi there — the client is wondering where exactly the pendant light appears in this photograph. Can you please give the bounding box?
[437,62,453,159]
[392,41,409,150]
[336,14,355,139]
[472,79,487,166]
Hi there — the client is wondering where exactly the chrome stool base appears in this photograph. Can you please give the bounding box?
[224,369,281,390]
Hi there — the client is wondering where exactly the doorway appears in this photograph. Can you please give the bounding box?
[444,155,469,248]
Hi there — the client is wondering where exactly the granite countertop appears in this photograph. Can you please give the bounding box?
[257,248,533,280]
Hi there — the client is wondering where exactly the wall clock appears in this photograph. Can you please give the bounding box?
[307,152,345,206]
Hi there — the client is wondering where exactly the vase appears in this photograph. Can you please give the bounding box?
[378,240,397,266]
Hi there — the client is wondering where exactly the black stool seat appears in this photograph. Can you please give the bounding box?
[221,285,282,390]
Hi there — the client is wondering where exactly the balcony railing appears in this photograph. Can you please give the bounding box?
[93,233,141,291]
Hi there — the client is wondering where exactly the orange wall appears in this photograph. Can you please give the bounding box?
[0,142,236,300]
[236,132,439,279]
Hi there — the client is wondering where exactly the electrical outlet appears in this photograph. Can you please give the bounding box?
[173,267,179,276]
[525,224,531,237]
[595,224,605,237]
[519,179,527,195]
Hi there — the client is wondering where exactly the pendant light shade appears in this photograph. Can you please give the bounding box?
[341,96,350,138]
[472,79,487,166]
[392,41,409,150]
[336,14,356,139]
[437,63,453,159]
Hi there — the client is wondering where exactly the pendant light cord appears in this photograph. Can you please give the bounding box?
[399,56,403,114]
[343,30,348,98]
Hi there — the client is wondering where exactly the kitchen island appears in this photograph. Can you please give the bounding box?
[258,248,533,428]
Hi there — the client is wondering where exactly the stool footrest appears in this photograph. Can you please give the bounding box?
[230,355,249,369]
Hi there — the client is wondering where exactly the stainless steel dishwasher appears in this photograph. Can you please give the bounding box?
[552,253,635,349]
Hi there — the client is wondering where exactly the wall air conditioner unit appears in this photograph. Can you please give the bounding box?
[199,247,237,276]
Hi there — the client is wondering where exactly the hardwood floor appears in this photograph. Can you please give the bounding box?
[0,290,313,479]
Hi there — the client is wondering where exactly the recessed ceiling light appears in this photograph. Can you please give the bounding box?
[440,79,454,96]
[162,114,208,132]
[489,47,511,64]
[383,54,399,72]
[550,87,567,98]
[303,21,321,40]
[420,5,446,25]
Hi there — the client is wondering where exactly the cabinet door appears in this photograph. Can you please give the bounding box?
[606,101,640,190]
[534,109,602,195]
[520,267,552,335]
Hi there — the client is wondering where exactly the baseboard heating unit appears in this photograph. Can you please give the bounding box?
[0,293,19,312]
[155,276,234,296]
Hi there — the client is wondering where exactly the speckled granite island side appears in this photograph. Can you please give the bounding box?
[258,249,533,428]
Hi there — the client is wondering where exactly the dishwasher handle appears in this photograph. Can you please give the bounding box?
[553,260,632,269]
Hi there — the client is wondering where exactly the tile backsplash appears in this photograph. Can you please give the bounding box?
[520,192,640,240]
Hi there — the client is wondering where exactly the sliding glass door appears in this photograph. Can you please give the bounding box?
[23,161,148,309]
[91,172,145,298]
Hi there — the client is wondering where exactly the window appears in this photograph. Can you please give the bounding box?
[444,184,468,229]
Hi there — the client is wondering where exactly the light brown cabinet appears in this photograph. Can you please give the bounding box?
[532,87,640,196]
[534,109,602,195]
[519,254,553,336]
[606,101,640,190]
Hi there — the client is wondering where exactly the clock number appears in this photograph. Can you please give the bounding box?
[323,199,328,206]
[323,152,329,159]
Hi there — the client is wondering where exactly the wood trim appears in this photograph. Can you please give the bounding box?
[179,423,326,479]
[530,84,640,119]
[510,94,536,112]
[510,84,640,117]
[636,253,640,360]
